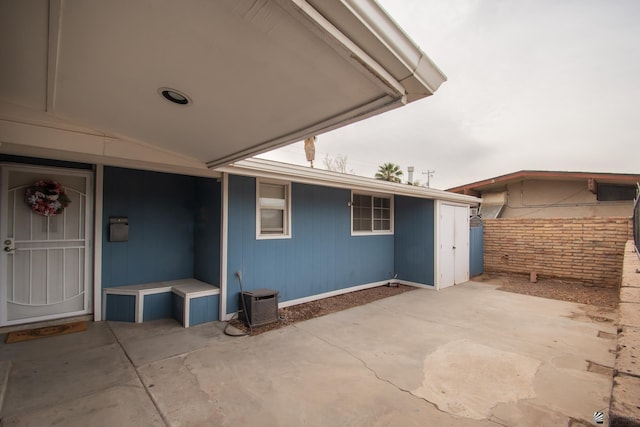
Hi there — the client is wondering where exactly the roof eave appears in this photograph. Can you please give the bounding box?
[447,170,640,193]
[217,158,480,205]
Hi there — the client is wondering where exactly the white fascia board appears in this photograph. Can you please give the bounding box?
[216,158,481,205]
[339,0,447,96]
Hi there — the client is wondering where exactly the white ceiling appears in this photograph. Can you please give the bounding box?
[0,0,445,169]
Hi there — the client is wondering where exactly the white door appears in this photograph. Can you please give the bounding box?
[439,204,456,289]
[438,203,470,289]
[0,164,93,326]
[454,206,470,284]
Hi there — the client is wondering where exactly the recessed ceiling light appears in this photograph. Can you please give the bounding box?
[159,88,191,105]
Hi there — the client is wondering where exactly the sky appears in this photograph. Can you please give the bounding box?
[258,0,640,190]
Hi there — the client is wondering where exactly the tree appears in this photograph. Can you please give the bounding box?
[323,154,349,173]
[375,162,403,183]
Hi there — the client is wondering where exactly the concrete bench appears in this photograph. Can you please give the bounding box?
[103,279,219,328]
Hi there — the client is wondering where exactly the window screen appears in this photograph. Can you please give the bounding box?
[258,182,288,236]
[352,194,372,232]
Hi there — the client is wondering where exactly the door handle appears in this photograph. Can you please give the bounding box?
[4,238,15,252]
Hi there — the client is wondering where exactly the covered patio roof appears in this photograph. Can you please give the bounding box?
[0,0,446,170]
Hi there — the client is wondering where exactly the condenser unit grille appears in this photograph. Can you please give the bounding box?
[241,289,279,327]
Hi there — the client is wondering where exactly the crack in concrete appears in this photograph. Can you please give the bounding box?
[106,322,171,427]
[290,326,429,401]
[292,324,506,426]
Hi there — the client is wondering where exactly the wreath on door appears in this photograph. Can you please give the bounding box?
[24,179,71,217]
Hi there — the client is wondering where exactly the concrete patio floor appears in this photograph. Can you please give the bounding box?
[0,282,617,426]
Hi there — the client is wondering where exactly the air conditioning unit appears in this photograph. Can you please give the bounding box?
[240,289,279,327]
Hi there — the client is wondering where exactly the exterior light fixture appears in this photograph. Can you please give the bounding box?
[159,88,191,105]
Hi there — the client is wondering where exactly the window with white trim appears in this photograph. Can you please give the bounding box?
[352,192,393,234]
[257,180,291,238]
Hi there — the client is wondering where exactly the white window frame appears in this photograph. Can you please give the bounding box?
[350,191,394,236]
[256,179,292,240]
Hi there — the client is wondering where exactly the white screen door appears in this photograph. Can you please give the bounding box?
[0,164,93,326]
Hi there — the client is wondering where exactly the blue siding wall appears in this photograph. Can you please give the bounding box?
[226,175,394,313]
[470,226,484,277]
[172,294,185,325]
[101,167,221,325]
[190,295,219,326]
[102,167,197,287]
[105,294,136,322]
[143,293,173,321]
[194,177,221,284]
[394,196,435,285]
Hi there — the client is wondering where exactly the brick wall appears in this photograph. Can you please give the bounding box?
[609,241,640,425]
[483,217,633,287]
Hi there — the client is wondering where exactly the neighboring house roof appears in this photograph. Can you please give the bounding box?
[447,170,640,197]
[0,0,445,170]
[218,158,481,205]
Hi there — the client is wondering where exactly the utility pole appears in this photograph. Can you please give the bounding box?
[422,170,435,187]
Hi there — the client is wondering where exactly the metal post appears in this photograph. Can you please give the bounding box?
[422,170,435,187]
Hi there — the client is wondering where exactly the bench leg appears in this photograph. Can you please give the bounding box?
[136,294,144,323]
[183,296,190,328]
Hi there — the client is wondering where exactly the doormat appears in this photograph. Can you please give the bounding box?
[5,321,87,344]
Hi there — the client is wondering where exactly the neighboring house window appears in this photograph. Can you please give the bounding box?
[257,180,291,239]
[597,184,637,202]
[352,192,393,234]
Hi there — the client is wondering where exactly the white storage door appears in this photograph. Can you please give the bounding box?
[439,204,456,289]
[454,206,470,284]
[437,203,470,289]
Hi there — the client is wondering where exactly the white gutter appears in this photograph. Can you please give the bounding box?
[282,0,408,98]
[216,158,481,205]
[339,0,447,97]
